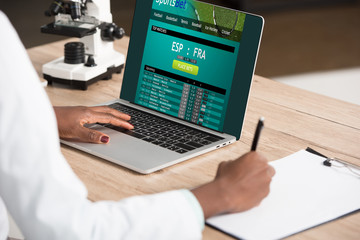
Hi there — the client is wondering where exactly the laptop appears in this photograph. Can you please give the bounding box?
[62,0,264,174]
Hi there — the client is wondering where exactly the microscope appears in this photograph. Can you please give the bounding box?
[41,0,125,90]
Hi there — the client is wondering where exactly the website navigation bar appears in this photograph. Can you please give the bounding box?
[151,9,242,42]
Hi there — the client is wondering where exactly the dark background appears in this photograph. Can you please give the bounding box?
[1,0,359,77]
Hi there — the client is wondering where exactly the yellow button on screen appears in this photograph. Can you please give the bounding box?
[172,60,199,76]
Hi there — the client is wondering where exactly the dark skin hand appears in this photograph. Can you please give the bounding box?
[191,152,275,219]
[54,106,133,144]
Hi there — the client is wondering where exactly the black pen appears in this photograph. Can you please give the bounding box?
[251,117,264,151]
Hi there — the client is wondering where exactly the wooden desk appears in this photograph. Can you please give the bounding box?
[27,37,360,240]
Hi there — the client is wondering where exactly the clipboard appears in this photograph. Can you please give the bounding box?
[206,149,360,240]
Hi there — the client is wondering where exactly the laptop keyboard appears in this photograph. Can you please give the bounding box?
[101,103,224,154]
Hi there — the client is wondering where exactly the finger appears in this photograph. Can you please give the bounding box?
[215,160,232,178]
[85,111,134,129]
[90,106,131,120]
[248,151,267,163]
[267,165,276,177]
[216,161,227,177]
[79,127,110,144]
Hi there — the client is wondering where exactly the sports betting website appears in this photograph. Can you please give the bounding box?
[134,0,246,131]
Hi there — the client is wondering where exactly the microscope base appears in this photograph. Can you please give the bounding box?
[42,52,125,90]
[44,64,123,90]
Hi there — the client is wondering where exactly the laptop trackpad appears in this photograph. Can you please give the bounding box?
[72,127,182,173]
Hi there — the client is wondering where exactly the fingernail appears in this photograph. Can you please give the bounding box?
[101,136,109,143]
[129,123,134,128]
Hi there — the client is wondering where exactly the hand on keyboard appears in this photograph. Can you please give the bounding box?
[106,103,223,154]
[54,106,134,144]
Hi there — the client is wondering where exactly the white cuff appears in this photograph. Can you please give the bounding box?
[180,189,205,230]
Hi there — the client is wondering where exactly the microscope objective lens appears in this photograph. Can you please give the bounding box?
[70,2,82,20]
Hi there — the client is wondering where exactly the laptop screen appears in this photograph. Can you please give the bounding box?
[121,0,263,139]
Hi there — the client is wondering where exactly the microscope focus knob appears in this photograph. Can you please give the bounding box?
[114,27,125,39]
[101,23,125,41]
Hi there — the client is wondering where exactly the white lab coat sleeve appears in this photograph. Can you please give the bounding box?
[0,197,8,240]
[0,11,203,240]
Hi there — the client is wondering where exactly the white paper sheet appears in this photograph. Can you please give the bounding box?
[206,150,360,240]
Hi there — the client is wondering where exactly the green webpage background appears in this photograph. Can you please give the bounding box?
[134,0,245,132]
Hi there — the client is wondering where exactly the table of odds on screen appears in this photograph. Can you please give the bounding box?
[135,66,226,131]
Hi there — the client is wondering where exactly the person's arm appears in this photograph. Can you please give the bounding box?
[53,106,133,144]
[0,197,8,240]
[0,11,202,240]
[0,11,274,240]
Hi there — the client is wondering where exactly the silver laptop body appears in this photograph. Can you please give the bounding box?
[62,99,236,174]
[61,0,263,174]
